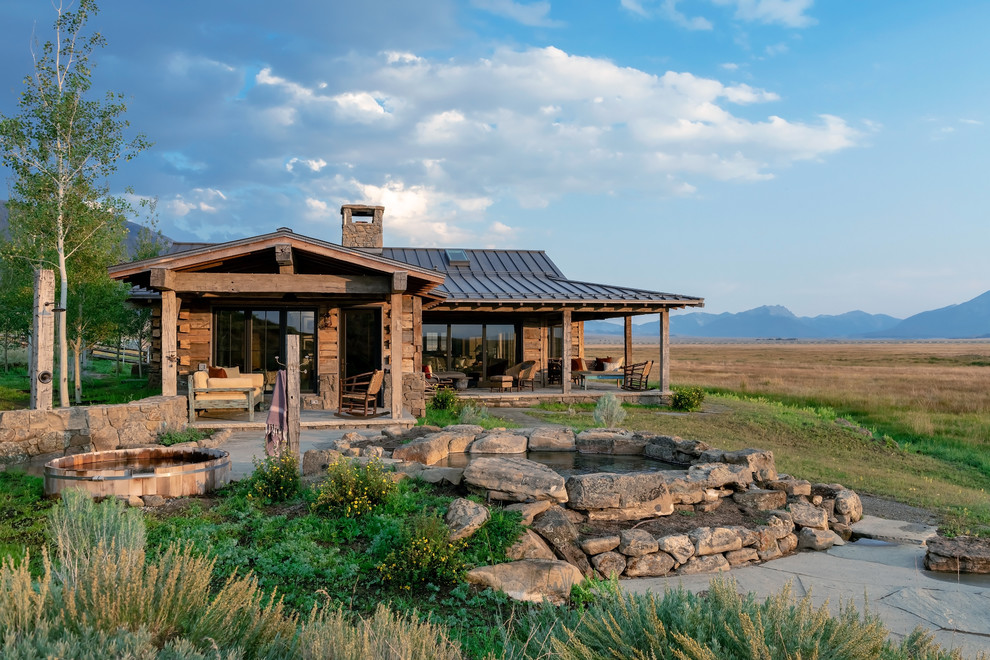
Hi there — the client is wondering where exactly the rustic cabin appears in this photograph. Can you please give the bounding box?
[108,205,704,420]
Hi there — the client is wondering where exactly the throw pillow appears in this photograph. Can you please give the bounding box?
[208,366,227,378]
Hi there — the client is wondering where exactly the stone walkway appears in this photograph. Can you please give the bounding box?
[624,524,990,657]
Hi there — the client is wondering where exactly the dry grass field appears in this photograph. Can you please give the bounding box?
[585,340,990,531]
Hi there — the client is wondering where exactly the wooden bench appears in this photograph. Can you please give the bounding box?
[187,371,263,423]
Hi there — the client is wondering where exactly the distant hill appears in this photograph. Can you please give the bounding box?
[869,290,990,339]
[588,292,990,340]
[589,306,904,339]
[0,200,159,258]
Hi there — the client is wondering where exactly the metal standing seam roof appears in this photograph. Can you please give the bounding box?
[381,247,701,304]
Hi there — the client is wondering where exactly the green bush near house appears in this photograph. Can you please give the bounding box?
[670,385,706,412]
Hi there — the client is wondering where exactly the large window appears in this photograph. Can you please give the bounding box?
[213,308,316,391]
[423,322,519,386]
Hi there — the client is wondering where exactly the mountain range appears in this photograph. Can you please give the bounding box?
[586,291,990,340]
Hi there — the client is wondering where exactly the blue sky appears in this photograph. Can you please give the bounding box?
[1,1,987,318]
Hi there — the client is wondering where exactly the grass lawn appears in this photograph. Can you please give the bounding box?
[0,359,160,410]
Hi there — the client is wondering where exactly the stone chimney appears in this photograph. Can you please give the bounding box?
[341,204,384,253]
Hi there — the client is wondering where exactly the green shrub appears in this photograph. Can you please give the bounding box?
[311,457,396,518]
[249,452,301,503]
[593,392,626,428]
[429,387,460,412]
[47,489,146,587]
[671,386,706,412]
[504,577,984,660]
[458,402,490,425]
[296,602,463,660]
[377,512,466,588]
[157,426,207,447]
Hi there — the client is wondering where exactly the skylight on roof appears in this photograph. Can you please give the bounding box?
[445,249,470,266]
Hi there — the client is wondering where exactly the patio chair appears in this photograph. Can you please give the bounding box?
[423,365,454,395]
[621,361,653,391]
[504,360,537,391]
[339,369,385,416]
[546,358,562,385]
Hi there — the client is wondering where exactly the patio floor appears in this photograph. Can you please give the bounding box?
[188,382,667,431]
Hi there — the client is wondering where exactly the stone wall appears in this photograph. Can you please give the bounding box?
[0,396,187,465]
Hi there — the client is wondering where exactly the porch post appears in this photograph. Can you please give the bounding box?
[623,316,633,368]
[286,335,301,457]
[161,290,178,397]
[561,309,572,394]
[389,291,404,419]
[659,308,670,393]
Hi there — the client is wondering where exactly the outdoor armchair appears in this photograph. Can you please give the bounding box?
[621,361,653,391]
[339,369,385,416]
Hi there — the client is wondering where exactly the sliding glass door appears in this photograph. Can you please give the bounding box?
[423,322,519,386]
[213,308,316,391]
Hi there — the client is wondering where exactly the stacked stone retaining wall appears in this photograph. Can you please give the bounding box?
[0,396,187,465]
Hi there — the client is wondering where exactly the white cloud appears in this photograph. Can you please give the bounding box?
[149,44,857,245]
[720,62,740,71]
[286,157,328,173]
[470,0,562,27]
[629,0,814,28]
[661,0,714,30]
[332,91,392,123]
[711,0,816,28]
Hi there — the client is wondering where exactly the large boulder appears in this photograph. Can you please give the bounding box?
[590,552,627,578]
[720,449,777,482]
[689,527,743,556]
[505,500,553,525]
[575,430,645,455]
[677,554,730,575]
[833,489,864,523]
[301,449,342,476]
[733,488,787,511]
[531,506,594,577]
[566,472,674,521]
[797,527,841,551]
[445,498,490,541]
[789,501,829,530]
[685,463,754,490]
[657,534,695,565]
[466,559,584,605]
[391,435,450,465]
[642,434,713,464]
[624,552,675,577]
[925,536,990,574]
[580,535,620,555]
[528,428,576,452]
[506,529,557,561]
[618,529,658,557]
[470,432,528,454]
[463,457,567,503]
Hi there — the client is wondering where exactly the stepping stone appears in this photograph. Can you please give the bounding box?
[851,515,937,546]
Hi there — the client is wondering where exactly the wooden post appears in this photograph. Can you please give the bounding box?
[31,269,55,410]
[624,316,633,368]
[659,308,670,393]
[161,291,178,396]
[286,334,301,457]
[389,292,404,419]
[561,309,572,394]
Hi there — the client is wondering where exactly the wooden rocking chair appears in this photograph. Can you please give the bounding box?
[339,369,385,416]
[621,361,653,391]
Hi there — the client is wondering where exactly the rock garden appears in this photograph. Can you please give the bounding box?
[302,424,865,604]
